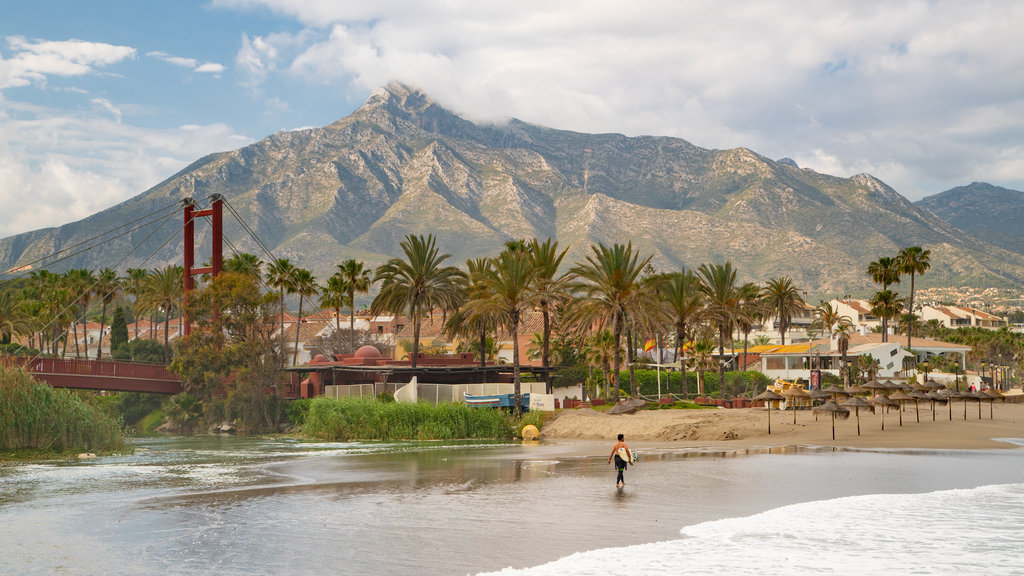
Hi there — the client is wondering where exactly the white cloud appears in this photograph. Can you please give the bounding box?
[195,62,226,73]
[0,103,251,237]
[1,36,136,89]
[147,50,225,74]
[218,0,1024,199]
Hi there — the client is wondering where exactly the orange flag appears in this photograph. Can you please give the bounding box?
[643,339,656,353]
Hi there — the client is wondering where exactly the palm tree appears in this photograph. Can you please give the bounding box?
[688,335,718,396]
[735,282,764,371]
[898,246,931,348]
[124,267,148,339]
[371,234,467,368]
[527,238,570,381]
[65,268,96,358]
[869,289,904,344]
[224,253,263,278]
[466,249,537,413]
[290,267,318,366]
[93,268,121,359]
[762,276,805,345]
[444,257,498,368]
[585,329,617,398]
[265,258,297,366]
[566,242,652,401]
[697,262,743,398]
[836,322,853,387]
[319,273,349,337]
[808,302,853,345]
[0,288,30,344]
[136,265,183,363]
[867,256,901,291]
[336,258,372,352]
[656,269,703,396]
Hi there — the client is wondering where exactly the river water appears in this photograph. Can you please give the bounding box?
[2,436,1024,575]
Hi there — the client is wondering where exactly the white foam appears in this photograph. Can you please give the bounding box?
[478,483,1024,575]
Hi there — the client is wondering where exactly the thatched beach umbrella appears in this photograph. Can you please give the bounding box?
[813,401,850,440]
[753,389,785,435]
[924,379,944,391]
[846,384,869,396]
[926,391,947,421]
[888,390,914,426]
[971,391,991,420]
[841,396,873,436]
[870,394,898,431]
[810,389,831,421]
[783,386,810,424]
[910,390,929,423]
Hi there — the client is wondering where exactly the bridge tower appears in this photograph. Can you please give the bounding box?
[183,195,223,336]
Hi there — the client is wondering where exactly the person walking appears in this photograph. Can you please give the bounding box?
[607,433,633,488]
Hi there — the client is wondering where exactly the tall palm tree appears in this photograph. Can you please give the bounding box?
[224,252,263,279]
[319,273,349,337]
[527,238,571,381]
[136,265,183,363]
[762,276,804,345]
[466,249,537,413]
[697,262,743,398]
[444,257,497,368]
[290,268,318,366]
[836,321,853,388]
[124,267,148,339]
[93,268,121,359]
[566,242,652,401]
[585,329,617,398]
[656,269,703,396]
[65,268,96,358]
[265,258,297,366]
[869,289,904,344]
[808,302,853,345]
[898,246,931,348]
[867,256,901,291]
[371,234,467,368]
[336,258,372,352]
[0,288,30,344]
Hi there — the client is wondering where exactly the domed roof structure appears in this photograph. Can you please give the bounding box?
[354,345,382,360]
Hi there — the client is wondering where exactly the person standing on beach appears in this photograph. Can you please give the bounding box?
[608,433,632,488]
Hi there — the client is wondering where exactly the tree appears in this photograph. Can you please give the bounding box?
[0,288,30,344]
[585,329,616,398]
[336,259,372,352]
[466,248,537,413]
[290,267,318,366]
[135,265,183,363]
[762,276,804,345]
[735,282,764,371]
[109,306,129,355]
[869,289,904,344]
[444,258,498,368]
[124,268,149,339]
[836,322,852,387]
[223,253,263,279]
[808,302,853,345]
[64,268,96,358]
[526,238,571,383]
[867,256,901,291]
[93,268,120,359]
[697,262,743,398]
[566,242,652,401]
[898,246,931,349]
[656,269,703,396]
[265,258,297,367]
[319,273,350,337]
[371,234,466,368]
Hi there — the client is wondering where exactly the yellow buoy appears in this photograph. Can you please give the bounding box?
[521,424,540,441]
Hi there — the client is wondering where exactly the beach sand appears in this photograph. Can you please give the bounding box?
[541,397,1024,450]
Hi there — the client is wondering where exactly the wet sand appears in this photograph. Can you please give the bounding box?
[541,396,1024,450]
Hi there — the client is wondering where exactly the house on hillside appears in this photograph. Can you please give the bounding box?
[832,298,883,335]
[921,305,1006,330]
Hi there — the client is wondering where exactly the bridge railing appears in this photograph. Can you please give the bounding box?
[3,356,178,381]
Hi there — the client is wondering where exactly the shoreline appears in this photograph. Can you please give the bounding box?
[539,400,1024,451]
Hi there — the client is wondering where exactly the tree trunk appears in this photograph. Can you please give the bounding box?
[293,296,303,367]
[612,316,622,402]
[626,327,637,396]
[73,320,81,359]
[410,303,420,368]
[163,309,170,364]
[98,302,108,359]
[907,273,915,349]
[349,290,356,353]
[541,304,551,394]
[512,315,522,414]
[279,288,286,367]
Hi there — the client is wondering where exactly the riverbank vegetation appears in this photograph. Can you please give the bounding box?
[0,364,126,456]
[300,396,546,442]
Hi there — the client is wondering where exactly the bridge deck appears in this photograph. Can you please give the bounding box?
[4,357,183,395]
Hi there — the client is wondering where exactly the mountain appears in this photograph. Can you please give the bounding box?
[3,82,1024,294]
[916,182,1024,256]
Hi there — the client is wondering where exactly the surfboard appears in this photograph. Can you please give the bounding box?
[617,447,636,464]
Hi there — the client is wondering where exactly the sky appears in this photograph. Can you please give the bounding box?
[2,0,1023,238]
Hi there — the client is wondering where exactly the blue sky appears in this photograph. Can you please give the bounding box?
[3,0,1023,237]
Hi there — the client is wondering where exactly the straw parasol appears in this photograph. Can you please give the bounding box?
[924,379,945,391]
[910,390,929,423]
[841,396,873,436]
[783,386,810,424]
[846,384,869,396]
[813,401,850,440]
[822,384,850,400]
[888,390,914,426]
[983,389,1002,419]
[926,391,947,421]
[939,388,959,421]
[752,389,785,434]
[870,394,898,430]
[810,389,831,420]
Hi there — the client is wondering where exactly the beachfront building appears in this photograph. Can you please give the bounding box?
[753,333,970,384]
[920,304,1006,330]
[748,302,817,344]
[831,298,884,335]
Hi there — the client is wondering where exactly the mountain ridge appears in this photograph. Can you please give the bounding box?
[2,82,1023,294]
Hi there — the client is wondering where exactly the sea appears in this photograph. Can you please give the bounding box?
[2,436,1023,575]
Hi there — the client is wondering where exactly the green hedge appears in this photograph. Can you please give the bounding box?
[302,396,534,441]
[594,369,772,398]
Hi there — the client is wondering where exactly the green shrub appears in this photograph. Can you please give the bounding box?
[285,399,313,426]
[136,409,165,434]
[302,396,522,441]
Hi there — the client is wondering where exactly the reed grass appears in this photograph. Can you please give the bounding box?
[302,396,541,441]
[0,364,126,454]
